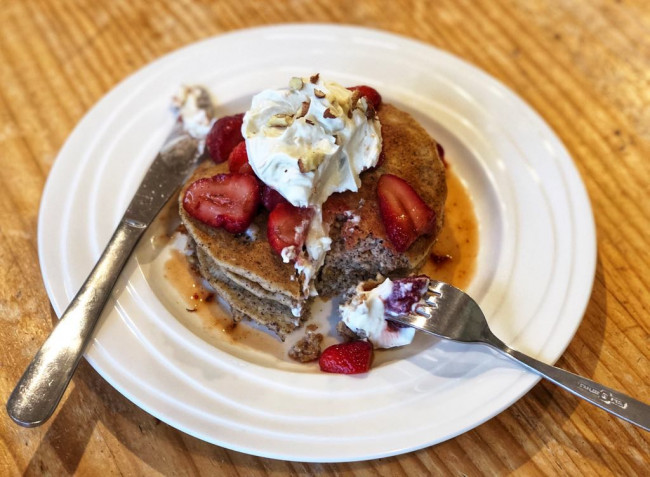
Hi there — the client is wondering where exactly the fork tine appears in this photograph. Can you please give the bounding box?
[428,283,442,294]
[414,305,432,318]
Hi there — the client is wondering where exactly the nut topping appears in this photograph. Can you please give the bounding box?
[296,100,310,119]
[314,89,326,98]
[350,89,361,109]
[289,77,304,90]
[267,114,294,128]
[310,73,320,84]
[323,108,336,119]
[298,149,326,172]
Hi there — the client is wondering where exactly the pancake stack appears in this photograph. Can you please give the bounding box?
[178,103,447,340]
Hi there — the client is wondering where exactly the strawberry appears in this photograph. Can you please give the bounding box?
[206,113,244,163]
[228,141,254,175]
[347,85,382,110]
[183,173,260,234]
[384,275,430,316]
[319,340,373,374]
[267,202,313,257]
[262,185,290,211]
[377,174,435,252]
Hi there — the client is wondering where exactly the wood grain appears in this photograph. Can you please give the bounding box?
[1,0,648,475]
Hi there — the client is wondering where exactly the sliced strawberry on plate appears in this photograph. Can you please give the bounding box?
[183,173,260,234]
[347,85,382,110]
[267,202,313,258]
[262,185,290,211]
[377,174,435,252]
[206,113,244,163]
[228,141,254,175]
[319,340,373,374]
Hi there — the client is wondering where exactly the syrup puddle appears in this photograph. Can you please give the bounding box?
[423,167,479,289]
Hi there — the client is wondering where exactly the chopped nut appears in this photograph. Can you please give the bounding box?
[310,73,320,84]
[298,149,326,172]
[296,100,310,118]
[350,89,361,109]
[267,114,294,128]
[323,108,336,119]
[305,119,314,125]
[329,101,344,117]
[289,76,304,90]
[314,88,326,98]
[333,134,341,145]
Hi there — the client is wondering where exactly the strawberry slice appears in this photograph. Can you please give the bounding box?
[377,174,435,252]
[262,185,290,211]
[183,173,260,234]
[206,113,244,163]
[347,85,382,110]
[319,340,373,374]
[228,141,254,175]
[267,202,313,257]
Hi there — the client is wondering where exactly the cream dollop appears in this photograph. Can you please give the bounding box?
[340,278,416,349]
[243,76,381,207]
[171,85,215,140]
[242,76,382,293]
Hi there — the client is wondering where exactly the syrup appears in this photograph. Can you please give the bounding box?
[422,166,479,290]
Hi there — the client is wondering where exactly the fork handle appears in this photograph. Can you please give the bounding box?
[494,344,650,431]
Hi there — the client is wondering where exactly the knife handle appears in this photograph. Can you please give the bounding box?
[6,220,145,427]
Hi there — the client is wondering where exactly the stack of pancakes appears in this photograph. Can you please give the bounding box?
[179,104,447,340]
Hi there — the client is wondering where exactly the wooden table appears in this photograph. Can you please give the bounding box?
[1,1,648,474]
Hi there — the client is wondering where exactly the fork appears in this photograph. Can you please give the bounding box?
[387,280,650,431]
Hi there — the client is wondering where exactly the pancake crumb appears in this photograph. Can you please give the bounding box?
[288,331,323,362]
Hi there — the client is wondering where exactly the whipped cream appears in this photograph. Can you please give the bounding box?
[242,75,382,292]
[171,85,214,140]
[340,278,416,349]
[243,77,381,206]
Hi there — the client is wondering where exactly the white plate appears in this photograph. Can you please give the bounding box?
[39,25,596,462]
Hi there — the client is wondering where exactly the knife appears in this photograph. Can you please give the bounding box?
[6,89,211,427]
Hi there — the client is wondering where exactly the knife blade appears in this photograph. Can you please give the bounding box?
[6,89,211,427]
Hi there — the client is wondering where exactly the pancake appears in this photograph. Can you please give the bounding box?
[178,103,446,339]
[317,103,447,295]
[179,163,308,340]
